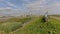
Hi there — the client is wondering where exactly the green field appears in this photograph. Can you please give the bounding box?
[0,16,60,34]
[49,15,60,17]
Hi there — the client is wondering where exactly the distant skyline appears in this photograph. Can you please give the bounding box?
[0,0,60,15]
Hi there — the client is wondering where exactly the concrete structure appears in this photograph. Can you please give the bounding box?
[44,11,48,22]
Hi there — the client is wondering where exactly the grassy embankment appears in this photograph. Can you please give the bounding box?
[13,16,60,34]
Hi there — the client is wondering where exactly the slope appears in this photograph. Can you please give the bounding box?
[13,16,60,34]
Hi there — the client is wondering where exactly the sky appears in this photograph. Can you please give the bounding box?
[0,0,60,15]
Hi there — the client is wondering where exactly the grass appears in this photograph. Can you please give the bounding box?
[0,22,22,33]
[49,17,60,24]
[0,16,32,33]
[13,16,60,34]
[49,17,60,34]
[0,16,60,34]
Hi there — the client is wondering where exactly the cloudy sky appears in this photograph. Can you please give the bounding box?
[0,0,60,16]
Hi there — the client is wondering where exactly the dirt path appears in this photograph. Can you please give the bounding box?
[9,18,34,34]
[50,16,60,20]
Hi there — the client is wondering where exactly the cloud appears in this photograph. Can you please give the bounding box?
[0,7,14,11]
[53,3,60,7]
[47,2,60,15]
[0,0,8,2]
[22,0,29,1]
[0,0,4,2]
[24,0,60,15]
[0,7,12,9]
[5,1,18,8]
[25,0,50,9]
[23,0,50,15]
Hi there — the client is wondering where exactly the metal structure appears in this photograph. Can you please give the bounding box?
[44,11,48,22]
